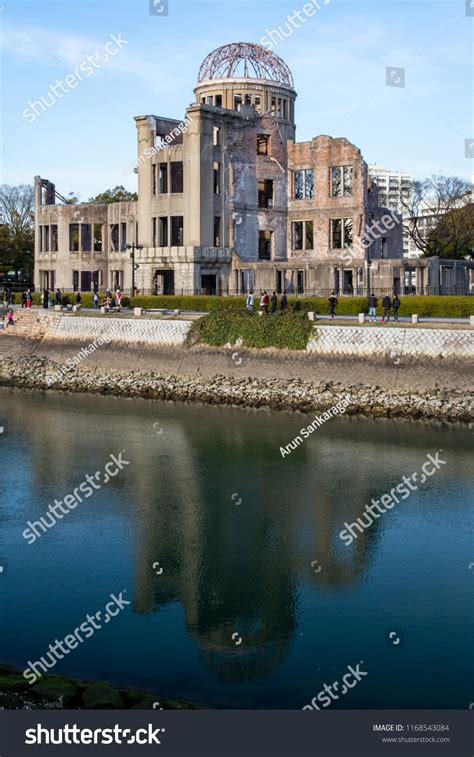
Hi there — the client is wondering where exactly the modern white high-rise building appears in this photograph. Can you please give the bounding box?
[368,164,415,257]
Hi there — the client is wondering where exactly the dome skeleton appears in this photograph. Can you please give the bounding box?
[198,42,295,89]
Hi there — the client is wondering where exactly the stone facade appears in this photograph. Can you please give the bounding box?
[33,42,472,298]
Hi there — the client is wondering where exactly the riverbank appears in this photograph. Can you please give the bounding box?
[0,339,472,421]
[0,664,198,710]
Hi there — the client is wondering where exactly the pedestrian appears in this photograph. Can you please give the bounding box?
[280,291,288,311]
[55,288,61,307]
[26,288,32,308]
[392,294,401,321]
[328,292,338,319]
[115,287,123,310]
[382,294,391,323]
[21,290,27,308]
[270,291,278,314]
[263,290,269,313]
[259,290,265,313]
[368,292,377,322]
[43,288,49,309]
[93,290,99,310]
[76,291,82,307]
[246,290,254,313]
[7,309,14,327]
[5,287,11,306]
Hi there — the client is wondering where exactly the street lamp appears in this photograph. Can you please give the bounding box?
[126,243,143,297]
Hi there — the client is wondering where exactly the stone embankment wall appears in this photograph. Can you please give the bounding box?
[48,315,192,346]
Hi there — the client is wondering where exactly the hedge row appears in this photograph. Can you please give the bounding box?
[186,309,313,350]
[131,294,474,318]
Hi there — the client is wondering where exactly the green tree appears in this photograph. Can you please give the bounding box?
[87,185,137,204]
[0,184,35,281]
[426,203,474,259]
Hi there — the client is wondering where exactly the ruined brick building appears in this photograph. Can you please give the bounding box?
[36,41,445,298]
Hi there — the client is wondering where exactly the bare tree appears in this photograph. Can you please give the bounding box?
[400,175,472,256]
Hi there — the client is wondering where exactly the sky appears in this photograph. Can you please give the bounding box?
[0,0,472,200]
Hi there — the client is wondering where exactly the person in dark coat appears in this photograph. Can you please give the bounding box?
[280,291,288,311]
[368,293,377,322]
[382,294,392,322]
[270,291,278,314]
[55,288,61,306]
[5,287,11,306]
[76,291,82,306]
[392,295,401,321]
[43,288,49,309]
[328,292,338,319]
[21,290,27,308]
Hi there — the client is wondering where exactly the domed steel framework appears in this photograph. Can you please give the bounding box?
[197,42,294,88]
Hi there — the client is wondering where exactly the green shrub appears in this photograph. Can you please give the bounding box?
[133,294,474,318]
[186,309,313,351]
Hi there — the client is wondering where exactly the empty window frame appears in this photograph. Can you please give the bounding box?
[152,164,157,195]
[159,217,168,246]
[170,162,183,193]
[110,224,119,252]
[214,216,221,246]
[215,94,222,107]
[258,179,274,209]
[234,93,242,111]
[332,165,353,197]
[331,218,353,248]
[69,223,79,252]
[254,95,261,113]
[170,216,183,246]
[293,169,314,200]
[44,225,50,252]
[51,224,58,252]
[213,126,220,146]
[81,224,92,252]
[258,230,272,260]
[207,95,213,105]
[159,163,168,194]
[93,224,102,252]
[152,217,157,247]
[120,222,127,250]
[292,220,313,250]
[72,270,79,291]
[257,134,270,156]
[213,162,221,194]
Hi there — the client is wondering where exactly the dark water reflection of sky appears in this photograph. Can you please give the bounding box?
[0,388,472,709]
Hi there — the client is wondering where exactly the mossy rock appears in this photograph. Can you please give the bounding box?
[119,688,154,708]
[0,664,21,676]
[0,674,29,692]
[81,683,125,710]
[31,677,78,707]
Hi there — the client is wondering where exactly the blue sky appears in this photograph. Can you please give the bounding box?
[0,0,472,199]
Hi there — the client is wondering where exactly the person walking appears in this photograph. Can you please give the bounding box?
[328,292,338,319]
[368,293,377,322]
[7,309,15,327]
[280,291,288,311]
[263,290,269,313]
[270,291,278,314]
[246,290,254,313]
[43,288,49,309]
[21,290,27,308]
[55,288,61,307]
[259,290,265,313]
[115,287,123,310]
[26,288,32,308]
[392,294,401,321]
[382,294,392,323]
[5,287,11,306]
[93,290,99,310]
[76,291,82,307]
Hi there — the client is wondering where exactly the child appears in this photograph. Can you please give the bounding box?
[7,310,14,326]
